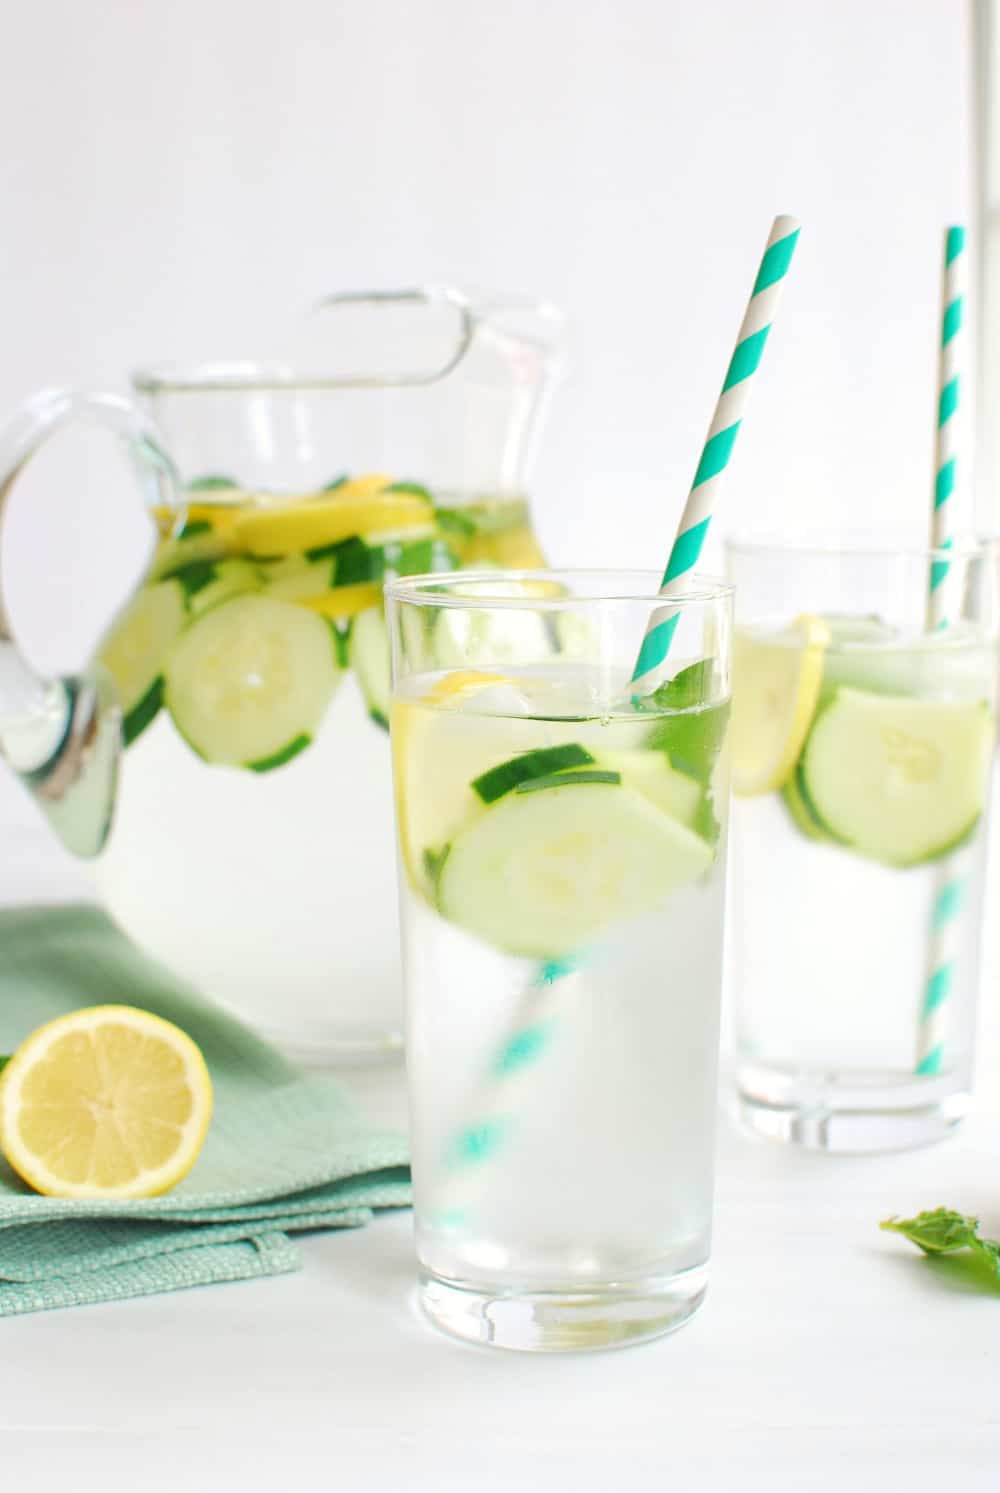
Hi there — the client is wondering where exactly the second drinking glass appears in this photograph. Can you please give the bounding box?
[728,537,998,1152]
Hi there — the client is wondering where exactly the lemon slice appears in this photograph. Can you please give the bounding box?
[391,671,529,896]
[235,489,432,557]
[732,614,830,796]
[0,1006,213,1200]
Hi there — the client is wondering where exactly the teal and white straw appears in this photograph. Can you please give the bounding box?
[917,225,968,1076]
[631,213,801,695]
[927,225,965,628]
[437,216,801,1219]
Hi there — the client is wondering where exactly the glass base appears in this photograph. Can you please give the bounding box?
[419,1266,707,1352]
[738,1062,970,1153]
[253,1019,404,1068]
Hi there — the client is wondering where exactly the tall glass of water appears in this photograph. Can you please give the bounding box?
[386,569,733,1350]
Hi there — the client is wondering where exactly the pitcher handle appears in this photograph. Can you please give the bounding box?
[0,389,183,856]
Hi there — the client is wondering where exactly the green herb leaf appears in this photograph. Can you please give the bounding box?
[423,845,449,892]
[322,475,349,492]
[434,506,478,541]
[385,481,434,501]
[692,790,722,847]
[648,700,730,786]
[188,474,239,492]
[171,560,219,599]
[0,1055,10,1074]
[881,1209,1000,1284]
[650,659,715,712]
[177,518,213,540]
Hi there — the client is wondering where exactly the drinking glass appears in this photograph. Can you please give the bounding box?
[385,569,733,1350]
[728,537,998,1152]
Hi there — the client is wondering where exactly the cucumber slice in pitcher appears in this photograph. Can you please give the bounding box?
[164,593,341,769]
[98,579,187,746]
[438,778,714,959]
[351,606,391,728]
[182,557,261,615]
[800,687,994,866]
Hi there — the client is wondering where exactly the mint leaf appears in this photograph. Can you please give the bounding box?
[434,506,478,541]
[423,845,449,893]
[650,660,715,712]
[188,474,238,492]
[0,1055,10,1074]
[693,789,722,847]
[881,1209,1000,1285]
[385,481,434,500]
[648,699,730,786]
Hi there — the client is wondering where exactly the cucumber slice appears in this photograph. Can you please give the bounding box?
[183,557,260,615]
[259,555,335,603]
[351,607,391,728]
[472,743,594,803]
[438,779,715,958]
[164,594,341,768]
[800,687,994,866]
[596,749,702,826]
[98,580,187,745]
[152,529,231,579]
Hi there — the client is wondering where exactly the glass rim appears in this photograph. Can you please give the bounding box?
[384,568,734,611]
[131,359,433,394]
[725,530,988,564]
[132,285,565,394]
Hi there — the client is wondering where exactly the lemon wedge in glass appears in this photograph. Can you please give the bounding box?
[732,614,830,796]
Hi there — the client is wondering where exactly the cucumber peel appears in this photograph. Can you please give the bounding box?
[472,743,594,803]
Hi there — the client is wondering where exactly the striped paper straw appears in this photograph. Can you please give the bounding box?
[631,213,801,695]
[916,225,967,1076]
[435,216,800,1219]
[927,225,965,629]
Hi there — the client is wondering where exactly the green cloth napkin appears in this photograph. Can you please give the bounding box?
[0,904,410,1317]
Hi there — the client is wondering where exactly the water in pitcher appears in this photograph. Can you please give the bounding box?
[92,478,544,1056]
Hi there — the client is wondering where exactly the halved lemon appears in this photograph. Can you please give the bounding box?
[732,614,830,796]
[0,1006,213,1200]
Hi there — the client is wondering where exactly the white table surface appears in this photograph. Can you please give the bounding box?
[2,813,1000,1492]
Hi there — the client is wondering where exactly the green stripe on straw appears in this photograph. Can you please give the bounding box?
[663,517,711,583]
[753,229,799,293]
[723,326,771,390]
[934,458,956,508]
[938,376,959,426]
[945,226,966,264]
[942,298,962,343]
[929,536,954,590]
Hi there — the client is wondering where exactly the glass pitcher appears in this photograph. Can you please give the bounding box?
[0,289,562,1060]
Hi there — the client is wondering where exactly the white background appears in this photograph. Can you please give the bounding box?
[0,0,973,694]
